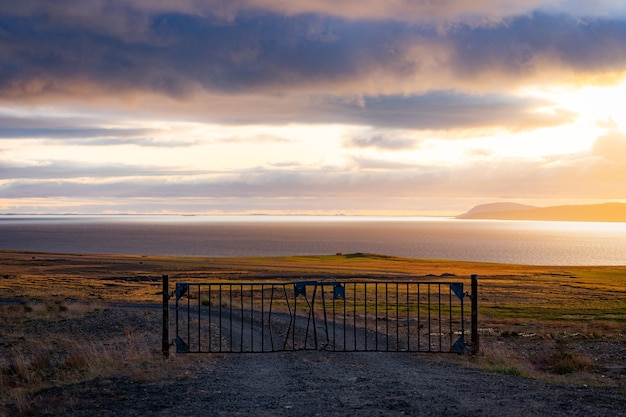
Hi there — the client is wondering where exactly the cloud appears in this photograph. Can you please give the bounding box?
[5,132,626,203]
[322,93,574,130]
[7,1,622,31]
[2,5,625,107]
[344,133,418,150]
[0,126,152,140]
[1,1,626,215]
[449,12,626,81]
[591,130,626,161]
[215,134,292,144]
[0,160,194,180]
[110,90,573,132]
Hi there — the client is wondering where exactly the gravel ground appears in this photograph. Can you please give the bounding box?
[3,304,623,417]
[30,350,625,417]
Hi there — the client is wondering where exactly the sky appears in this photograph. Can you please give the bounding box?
[1,0,626,216]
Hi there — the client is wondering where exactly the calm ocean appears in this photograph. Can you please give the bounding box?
[1,215,625,266]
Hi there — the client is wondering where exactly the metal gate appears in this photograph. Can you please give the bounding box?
[162,276,479,356]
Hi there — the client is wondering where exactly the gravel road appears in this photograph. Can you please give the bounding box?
[3,301,624,417]
[34,349,625,417]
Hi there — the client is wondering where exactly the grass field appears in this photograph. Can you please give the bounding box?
[2,250,624,322]
[1,250,625,414]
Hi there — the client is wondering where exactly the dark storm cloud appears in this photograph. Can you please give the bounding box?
[450,12,626,76]
[2,5,626,106]
[0,10,404,96]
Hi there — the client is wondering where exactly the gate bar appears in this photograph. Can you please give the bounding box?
[168,279,472,354]
[162,274,169,358]
[471,274,479,354]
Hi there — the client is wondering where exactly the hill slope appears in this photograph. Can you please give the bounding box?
[457,202,626,222]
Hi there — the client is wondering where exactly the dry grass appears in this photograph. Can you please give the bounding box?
[0,300,175,416]
[1,250,625,414]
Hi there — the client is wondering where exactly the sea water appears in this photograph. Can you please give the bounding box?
[0,215,625,265]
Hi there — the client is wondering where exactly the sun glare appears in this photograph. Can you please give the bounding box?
[526,76,626,129]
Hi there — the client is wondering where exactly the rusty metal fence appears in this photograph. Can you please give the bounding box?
[162,276,479,356]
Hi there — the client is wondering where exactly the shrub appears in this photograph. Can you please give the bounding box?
[535,339,593,375]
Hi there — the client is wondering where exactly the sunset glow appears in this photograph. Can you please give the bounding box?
[1,1,626,215]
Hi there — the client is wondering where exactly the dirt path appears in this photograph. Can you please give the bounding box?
[2,298,624,416]
[32,350,624,417]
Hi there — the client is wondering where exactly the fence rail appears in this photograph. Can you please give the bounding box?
[163,275,479,356]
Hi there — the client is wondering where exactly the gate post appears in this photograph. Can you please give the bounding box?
[162,274,170,358]
[471,274,479,355]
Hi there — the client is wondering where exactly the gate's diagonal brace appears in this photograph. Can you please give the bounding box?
[176,336,189,353]
[452,337,465,354]
[175,284,188,301]
[450,283,464,301]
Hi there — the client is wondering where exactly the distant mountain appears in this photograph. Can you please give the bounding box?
[457,202,537,217]
[457,202,626,222]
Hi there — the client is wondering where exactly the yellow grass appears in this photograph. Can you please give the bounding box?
[2,250,625,320]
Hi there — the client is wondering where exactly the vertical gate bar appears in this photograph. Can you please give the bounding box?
[343,283,347,352]
[218,285,222,352]
[302,288,307,350]
[374,282,380,351]
[449,284,453,351]
[376,283,379,351]
[162,275,169,358]
[332,287,337,351]
[363,282,367,350]
[229,285,233,352]
[198,285,201,352]
[374,283,378,351]
[366,282,378,350]
[208,284,212,352]
[471,274,479,355]
[269,285,276,351]
[353,283,357,351]
[383,282,387,351]
[311,283,319,350]
[406,283,410,352]
[175,284,179,351]
[395,283,399,351]
[438,283,442,352]
[460,282,465,354]
[187,284,191,351]
[417,283,421,351]
[240,284,244,352]
[250,285,254,352]
[261,284,265,352]
[428,282,432,352]
[292,287,297,350]
[283,284,291,351]
[321,284,329,350]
